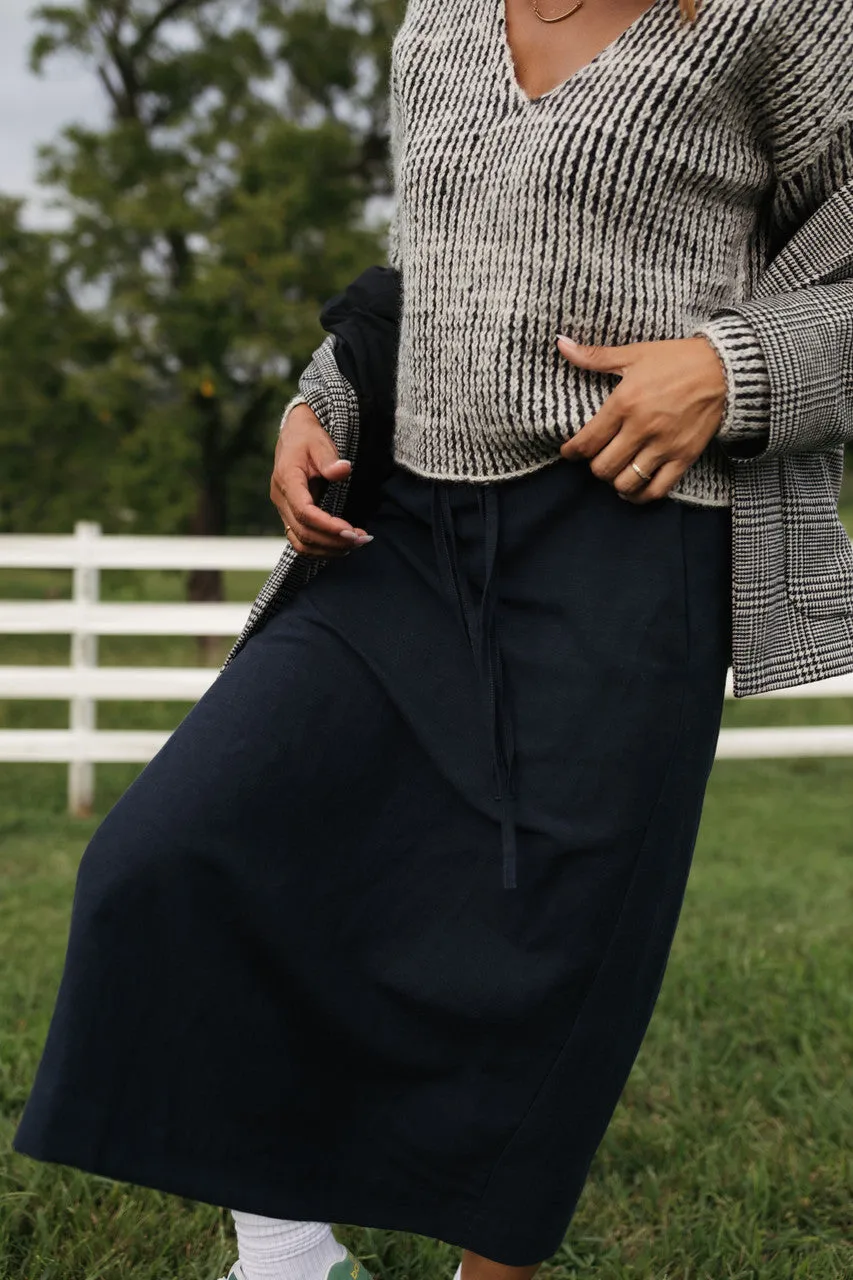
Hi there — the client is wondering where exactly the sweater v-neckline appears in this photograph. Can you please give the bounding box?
[498,0,664,106]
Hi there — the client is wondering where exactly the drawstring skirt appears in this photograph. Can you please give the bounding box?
[15,456,733,1265]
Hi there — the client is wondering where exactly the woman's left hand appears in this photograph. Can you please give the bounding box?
[556,334,728,504]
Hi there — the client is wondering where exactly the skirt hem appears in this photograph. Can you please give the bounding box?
[10,1136,560,1266]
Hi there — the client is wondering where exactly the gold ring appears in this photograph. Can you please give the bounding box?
[631,461,653,484]
[284,524,293,537]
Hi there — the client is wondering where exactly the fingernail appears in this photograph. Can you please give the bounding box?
[354,534,374,545]
[339,529,359,541]
[555,333,579,347]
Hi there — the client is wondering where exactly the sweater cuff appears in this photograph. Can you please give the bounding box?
[692,312,772,459]
[278,393,310,436]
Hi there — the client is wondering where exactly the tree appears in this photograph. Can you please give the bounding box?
[0,197,118,533]
[17,0,404,611]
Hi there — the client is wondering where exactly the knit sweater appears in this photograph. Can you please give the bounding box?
[367,0,848,507]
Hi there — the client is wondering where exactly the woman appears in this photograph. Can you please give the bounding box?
[14,1,853,1278]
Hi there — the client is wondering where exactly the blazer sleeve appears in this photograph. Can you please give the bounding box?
[695,137,853,463]
[691,5,853,461]
[275,347,339,447]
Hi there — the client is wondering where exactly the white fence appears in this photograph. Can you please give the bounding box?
[2,522,853,815]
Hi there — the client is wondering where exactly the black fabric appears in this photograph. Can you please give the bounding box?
[318,265,401,527]
[15,457,732,1265]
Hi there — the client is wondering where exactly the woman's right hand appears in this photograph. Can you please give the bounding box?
[270,404,373,556]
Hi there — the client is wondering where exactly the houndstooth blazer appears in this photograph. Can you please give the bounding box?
[221,181,853,699]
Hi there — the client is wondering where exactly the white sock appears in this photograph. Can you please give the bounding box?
[231,1212,347,1280]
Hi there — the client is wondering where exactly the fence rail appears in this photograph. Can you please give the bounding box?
[2,522,852,814]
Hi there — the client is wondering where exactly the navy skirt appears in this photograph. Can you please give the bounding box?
[15,456,732,1265]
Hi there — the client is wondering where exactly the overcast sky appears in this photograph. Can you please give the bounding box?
[1,1,392,234]
[0,0,105,222]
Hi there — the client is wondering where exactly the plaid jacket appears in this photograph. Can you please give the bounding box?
[221,182,853,699]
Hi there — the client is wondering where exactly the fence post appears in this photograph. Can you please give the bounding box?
[68,521,101,817]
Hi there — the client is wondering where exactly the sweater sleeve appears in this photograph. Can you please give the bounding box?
[692,314,772,455]
[690,2,853,461]
[278,392,310,434]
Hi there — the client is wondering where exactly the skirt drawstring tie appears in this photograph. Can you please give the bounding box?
[431,482,518,889]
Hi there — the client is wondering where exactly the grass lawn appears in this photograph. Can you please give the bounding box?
[2,493,853,1279]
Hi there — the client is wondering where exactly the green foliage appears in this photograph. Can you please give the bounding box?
[1,0,406,541]
[0,199,117,533]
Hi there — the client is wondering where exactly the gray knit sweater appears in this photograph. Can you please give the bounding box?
[368,0,848,507]
[281,1,849,509]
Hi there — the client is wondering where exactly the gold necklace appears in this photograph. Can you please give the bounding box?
[531,0,584,23]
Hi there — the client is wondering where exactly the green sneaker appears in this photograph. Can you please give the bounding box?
[217,1265,245,1280]
[326,1249,375,1280]
[218,1249,374,1280]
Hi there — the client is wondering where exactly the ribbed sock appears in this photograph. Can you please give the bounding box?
[230,1212,347,1280]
